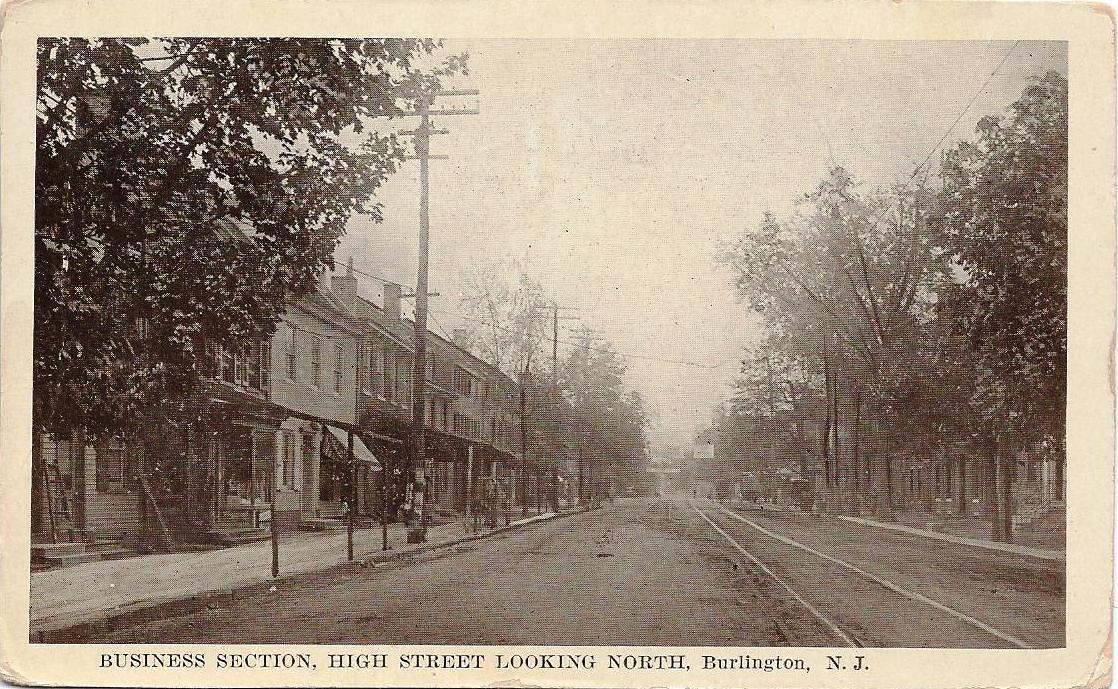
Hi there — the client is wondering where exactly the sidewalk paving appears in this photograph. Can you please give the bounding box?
[725,499,1064,562]
[836,514,1065,562]
[30,507,578,634]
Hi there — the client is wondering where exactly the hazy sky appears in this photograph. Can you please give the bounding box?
[332,39,1067,451]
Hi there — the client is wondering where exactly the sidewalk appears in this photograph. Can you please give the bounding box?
[836,514,1065,562]
[30,508,578,634]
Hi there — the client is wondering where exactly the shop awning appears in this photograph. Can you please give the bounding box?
[325,425,382,470]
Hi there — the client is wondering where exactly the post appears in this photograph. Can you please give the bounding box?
[400,89,478,543]
[577,445,585,505]
[347,430,355,561]
[408,98,432,544]
[269,434,279,578]
[550,306,559,512]
[520,366,530,516]
[381,464,390,551]
[465,444,474,531]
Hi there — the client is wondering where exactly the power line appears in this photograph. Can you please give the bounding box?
[432,308,738,370]
[903,40,1021,186]
[342,264,741,369]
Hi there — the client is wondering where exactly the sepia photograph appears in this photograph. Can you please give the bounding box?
[23,34,1071,651]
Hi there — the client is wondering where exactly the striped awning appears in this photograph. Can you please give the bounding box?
[324,425,382,470]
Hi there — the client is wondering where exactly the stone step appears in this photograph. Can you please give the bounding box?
[300,518,347,532]
[40,551,103,567]
[206,529,271,546]
[94,548,138,561]
[85,542,137,560]
[30,542,87,559]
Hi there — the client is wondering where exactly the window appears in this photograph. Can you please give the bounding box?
[255,340,270,390]
[286,329,297,381]
[397,357,411,408]
[278,432,297,489]
[221,346,236,384]
[309,336,322,387]
[95,441,124,493]
[95,439,139,494]
[368,344,382,397]
[359,343,371,395]
[384,348,395,403]
[454,368,468,395]
[333,343,344,394]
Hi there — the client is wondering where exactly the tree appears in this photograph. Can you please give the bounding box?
[456,261,550,377]
[935,70,1068,539]
[35,38,467,441]
[937,70,1067,442]
[720,169,948,515]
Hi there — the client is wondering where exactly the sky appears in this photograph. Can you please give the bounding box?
[331,39,1067,452]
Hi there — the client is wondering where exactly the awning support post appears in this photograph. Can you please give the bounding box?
[347,430,355,562]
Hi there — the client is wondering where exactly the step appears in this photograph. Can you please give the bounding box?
[300,518,347,532]
[30,542,87,561]
[40,551,103,567]
[85,542,137,560]
[93,548,138,561]
[206,529,271,546]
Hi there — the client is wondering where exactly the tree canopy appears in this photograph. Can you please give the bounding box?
[35,38,466,437]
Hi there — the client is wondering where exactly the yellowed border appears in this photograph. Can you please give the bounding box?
[1,1,1113,687]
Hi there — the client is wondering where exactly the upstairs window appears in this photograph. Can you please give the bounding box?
[333,343,344,394]
[309,336,322,388]
[397,356,411,408]
[285,329,298,381]
[369,343,383,397]
[384,348,395,403]
[359,343,371,395]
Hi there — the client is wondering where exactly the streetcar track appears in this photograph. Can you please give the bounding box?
[692,504,857,647]
[705,501,1034,649]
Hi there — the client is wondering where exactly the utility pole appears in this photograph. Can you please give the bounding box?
[400,89,478,543]
[549,304,579,511]
[520,365,531,517]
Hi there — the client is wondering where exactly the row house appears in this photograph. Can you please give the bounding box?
[34,276,379,551]
[328,261,527,519]
[33,258,532,558]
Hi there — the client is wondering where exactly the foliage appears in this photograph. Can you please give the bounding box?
[35,38,466,438]
[456,260,550,377]
[714,71,1067,523]
[935,70,1068,441]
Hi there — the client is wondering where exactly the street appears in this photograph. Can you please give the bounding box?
[80,498,1063,647]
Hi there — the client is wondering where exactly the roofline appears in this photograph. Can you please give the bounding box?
[353,295,516,387]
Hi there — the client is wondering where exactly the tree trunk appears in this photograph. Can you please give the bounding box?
[1001,447,1014,544]
[989,435,1004,542]
[1054,438,1064,501]
[821,341,832,491]
[31,428,44,538]
[956,454,967,516]
[832,374,843,510]
[883,455,894,517]
[851,385,861,515]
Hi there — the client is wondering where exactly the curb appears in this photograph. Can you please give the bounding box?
[31,507,588,642]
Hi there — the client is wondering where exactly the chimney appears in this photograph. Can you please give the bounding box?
[330,256,358,311]
[383,282,402,320]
